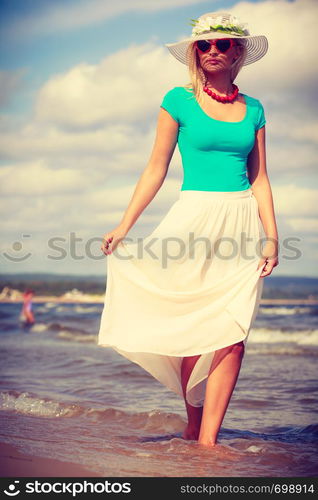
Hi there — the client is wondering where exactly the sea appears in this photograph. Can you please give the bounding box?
[0,299,317,477]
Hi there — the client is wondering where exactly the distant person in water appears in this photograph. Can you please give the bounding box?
[20,289,35,327]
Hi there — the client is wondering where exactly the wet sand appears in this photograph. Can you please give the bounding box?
[0,442,100,477]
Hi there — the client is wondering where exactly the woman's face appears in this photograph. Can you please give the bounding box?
[195,38,243,73]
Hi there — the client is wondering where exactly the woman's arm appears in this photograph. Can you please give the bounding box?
[247,126,279,276]
[101,108,179,255]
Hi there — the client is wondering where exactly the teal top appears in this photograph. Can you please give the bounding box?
[160,86,266,192]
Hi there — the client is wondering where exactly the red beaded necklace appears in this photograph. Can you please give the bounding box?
[203,83,239,103]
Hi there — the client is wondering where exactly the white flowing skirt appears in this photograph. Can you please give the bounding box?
[97,188,264,407]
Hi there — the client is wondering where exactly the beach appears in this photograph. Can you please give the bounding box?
[0,442,99,477]
[0,297,317,477]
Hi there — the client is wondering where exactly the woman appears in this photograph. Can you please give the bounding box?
[20,288,35,327]
[98,11,279,447]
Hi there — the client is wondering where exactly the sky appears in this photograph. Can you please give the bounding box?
[0,0,317,277]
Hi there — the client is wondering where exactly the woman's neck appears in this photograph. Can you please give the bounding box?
[204,72,233,95]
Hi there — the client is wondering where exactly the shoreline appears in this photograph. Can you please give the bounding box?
[1,297,318,305]
[0,442,100,477]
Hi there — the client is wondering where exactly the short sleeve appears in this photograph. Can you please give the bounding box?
[160,87,179,124]
[256,100,266,130]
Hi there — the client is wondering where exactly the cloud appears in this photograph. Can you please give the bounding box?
[0,69,27,107]
[287,218,318,233]
[268,115,318,144]
[0,120,149,159]
[3,0,210,39]
[0,159,93,195]
[1,0,317,275]
[272,185,318,217]
[34,42,186,128]
[0,42,185,179]
[0,2,317,163]
[232,0,317,89]
[267,141,316,173]
[0,174,181,235]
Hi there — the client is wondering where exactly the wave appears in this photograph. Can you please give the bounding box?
[246,346,318,356]
[259,306,317,316]
[1,390,317,445]
[0,390,184,433]
[30,322,49,333]
[0,390,77,418]
[18,321,96,343]
[49,327,318,347]
[30,321,89,336]
[53,305,101,313]
[248,328,318,346]
[4,311,318,347]
[57,331,97,343]
[21,323,318,347]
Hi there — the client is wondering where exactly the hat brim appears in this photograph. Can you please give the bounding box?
[165,33,268,66]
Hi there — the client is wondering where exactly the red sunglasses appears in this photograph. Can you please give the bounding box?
[196,38,236,54]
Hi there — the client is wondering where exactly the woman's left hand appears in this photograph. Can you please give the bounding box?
[258,256,279,277]
[257,240,279,278]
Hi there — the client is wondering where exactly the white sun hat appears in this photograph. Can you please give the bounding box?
[165,11,268,66]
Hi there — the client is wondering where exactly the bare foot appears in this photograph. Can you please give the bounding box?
[182,425,200,441]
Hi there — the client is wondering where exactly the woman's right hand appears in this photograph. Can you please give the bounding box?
[101,226,128,255]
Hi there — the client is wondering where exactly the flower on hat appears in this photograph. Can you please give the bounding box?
[190,13,249,38]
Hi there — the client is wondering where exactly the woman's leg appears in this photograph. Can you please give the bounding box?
[181,354,203,440]
[198,341,245,447]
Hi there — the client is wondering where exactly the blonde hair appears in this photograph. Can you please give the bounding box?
[182,39,247,104]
